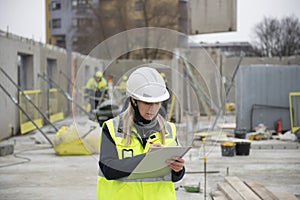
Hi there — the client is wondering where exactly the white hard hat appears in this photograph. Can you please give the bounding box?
[126,67,169,102]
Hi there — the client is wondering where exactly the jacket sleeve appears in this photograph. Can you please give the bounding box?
[99,124,145,180]
[172,167,185,182]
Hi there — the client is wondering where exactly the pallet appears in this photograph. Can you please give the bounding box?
[211,176,298,200]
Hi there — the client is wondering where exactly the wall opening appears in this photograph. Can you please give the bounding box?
[18,53,34,90]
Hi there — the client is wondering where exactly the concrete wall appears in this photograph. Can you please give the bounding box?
[0,32,42,140]
[222,56,300,102]
[189,0,237,34]
[0,31,102,141]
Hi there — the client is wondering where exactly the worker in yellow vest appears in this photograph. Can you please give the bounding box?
[116,75,128,96]
[85,71,107,112]
[97,67,185,200]
[119,75,127,89]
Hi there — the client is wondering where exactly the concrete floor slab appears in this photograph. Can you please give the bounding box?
[1,132,300,200]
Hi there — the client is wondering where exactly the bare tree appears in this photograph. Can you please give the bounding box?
[279,16,300,56]
[138,0,179,59]
[73,0,181,59]
[252,16,300,57]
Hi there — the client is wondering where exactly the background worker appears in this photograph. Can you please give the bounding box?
[119,75,127,89]
[85,71,107,113]
[97,67,185,200]
[116,75,128,97]
[159,72,171,119]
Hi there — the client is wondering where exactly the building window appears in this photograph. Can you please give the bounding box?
[72,36,78,43]
[135,1,143,11]
[78,18,93,27]
[72,18,78,27]
[72,0,89,9]
[51,1,61,10]
[72,0,77,8]
[72,18,93,28]
[52,18,61,29]
[56,35,66,48]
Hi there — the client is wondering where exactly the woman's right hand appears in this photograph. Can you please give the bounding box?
[148,143,162,152]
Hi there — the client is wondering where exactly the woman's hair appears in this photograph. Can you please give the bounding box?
[122,99,166,146]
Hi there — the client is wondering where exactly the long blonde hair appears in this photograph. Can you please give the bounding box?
[122,99,167,146]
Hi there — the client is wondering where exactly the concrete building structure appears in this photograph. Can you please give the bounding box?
[0,30,103,140]
[46,0,96,51]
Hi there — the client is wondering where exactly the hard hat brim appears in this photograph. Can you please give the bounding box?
[127,89,170,103]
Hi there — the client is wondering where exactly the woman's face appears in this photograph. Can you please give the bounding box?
[137,100,161,120]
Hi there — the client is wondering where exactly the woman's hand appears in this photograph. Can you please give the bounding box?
[148,143,162,152]
[166,157,185,172]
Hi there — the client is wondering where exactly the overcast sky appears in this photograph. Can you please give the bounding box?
[0,0,300,44]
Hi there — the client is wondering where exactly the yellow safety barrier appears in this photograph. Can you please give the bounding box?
[289,92,300,133]
[19,90,43,134]
[168,93,176,121]
[49,88,64,123]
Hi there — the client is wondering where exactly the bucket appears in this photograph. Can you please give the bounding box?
[234,128,247,139]
[235,142,251,156]
[221,142,235,157]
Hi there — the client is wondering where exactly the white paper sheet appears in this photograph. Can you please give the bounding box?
[127,146,191,179]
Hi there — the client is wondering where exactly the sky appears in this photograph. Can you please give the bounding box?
[0,0,300,44]
[0,0,46,42]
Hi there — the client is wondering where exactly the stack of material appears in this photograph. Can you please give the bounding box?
[211,176,298,200]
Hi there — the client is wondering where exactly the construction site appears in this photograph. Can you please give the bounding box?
[1,1,300,199]
[1,27,300,200]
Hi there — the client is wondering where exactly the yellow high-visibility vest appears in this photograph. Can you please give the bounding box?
[86,78,107,91]
[97,116,178,200]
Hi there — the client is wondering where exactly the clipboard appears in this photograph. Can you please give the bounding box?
[127,146,191,179]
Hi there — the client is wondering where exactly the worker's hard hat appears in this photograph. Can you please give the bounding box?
[95,71,103,78]
[126,67,169,102]
[160,72,166,78]
[122,75,128,81]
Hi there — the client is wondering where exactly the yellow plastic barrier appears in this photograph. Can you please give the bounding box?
[54,122,100,156]
[19,90,43,134]
[54,126,91,155]
[49,88,64,123]
[289,92,300,133]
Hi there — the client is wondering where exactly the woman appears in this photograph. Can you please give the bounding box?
[97,67,185,200]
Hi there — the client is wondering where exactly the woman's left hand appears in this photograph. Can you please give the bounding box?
[166,157,185,172]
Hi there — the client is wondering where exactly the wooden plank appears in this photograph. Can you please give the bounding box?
[244,180,279,200]
[225,176,261,200]
[210,190,229,200]
[217,182,244,200]
[273,192,299,200]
